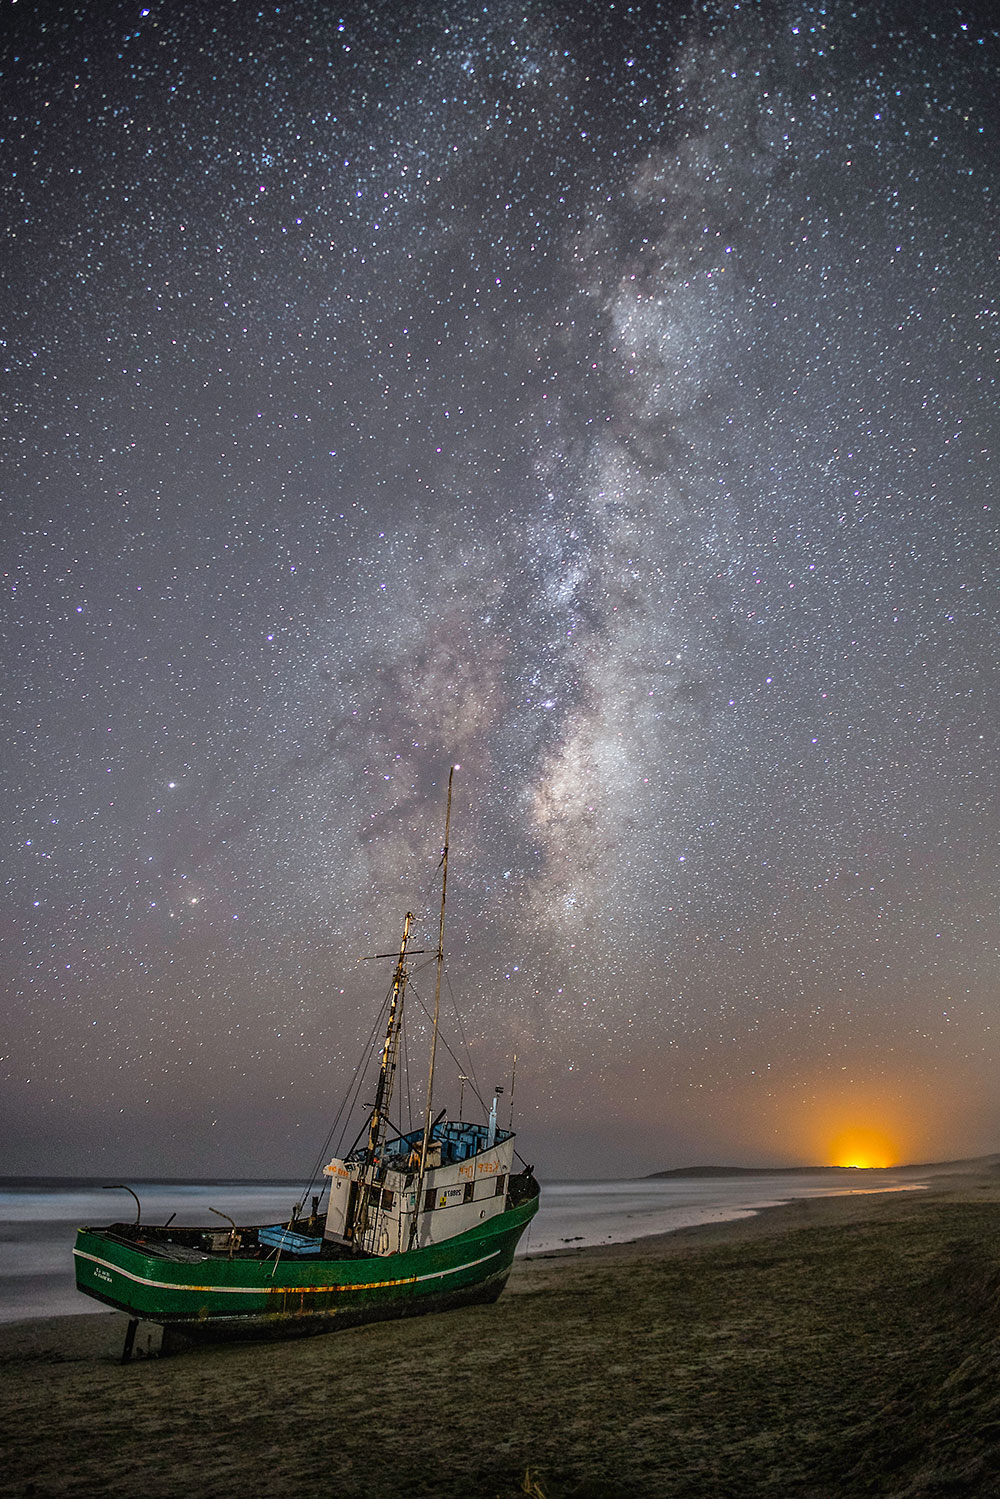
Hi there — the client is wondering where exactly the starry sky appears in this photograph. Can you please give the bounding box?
[3,0,997,1181]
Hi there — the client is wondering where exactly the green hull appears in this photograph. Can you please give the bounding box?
[73,1190,538,1344]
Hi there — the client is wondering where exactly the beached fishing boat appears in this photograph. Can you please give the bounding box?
[73,772,540,1356]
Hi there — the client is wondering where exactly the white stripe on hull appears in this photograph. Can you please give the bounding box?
[73,1245,502,1298]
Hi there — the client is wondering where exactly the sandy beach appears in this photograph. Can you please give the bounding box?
[3,1169,1000,1498]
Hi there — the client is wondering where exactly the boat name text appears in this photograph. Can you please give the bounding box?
[458,1160,501,1180]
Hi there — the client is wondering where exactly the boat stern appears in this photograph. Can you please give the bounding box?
[73,1226,215,1321]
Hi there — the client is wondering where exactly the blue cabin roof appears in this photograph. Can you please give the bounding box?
[355,1119,512,1167]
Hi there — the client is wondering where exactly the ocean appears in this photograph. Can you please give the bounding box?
[0,1172,923,1325]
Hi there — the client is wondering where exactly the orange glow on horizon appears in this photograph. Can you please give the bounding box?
[829,1127,898,1169]
[768,1068,945,1169]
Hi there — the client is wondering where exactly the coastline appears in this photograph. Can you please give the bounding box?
[0,1169,929,1327]
[3,1165,1000,1496]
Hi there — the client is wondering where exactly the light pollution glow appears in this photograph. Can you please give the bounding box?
[829,1128,898,1171]
[752,1065,987,1178]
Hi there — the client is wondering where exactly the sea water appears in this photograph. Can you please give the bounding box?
[0,1172,923,1325]
[520,1172,924,1255]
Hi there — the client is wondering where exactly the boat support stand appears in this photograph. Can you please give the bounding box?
[120,1318,139,1364]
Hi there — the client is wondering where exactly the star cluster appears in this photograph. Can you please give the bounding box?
[2,0,997,1177]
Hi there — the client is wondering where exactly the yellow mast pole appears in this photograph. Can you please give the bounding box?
[351,911,413,1248]
[365,910,413,1163]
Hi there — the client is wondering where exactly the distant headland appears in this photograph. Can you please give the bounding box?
[647,1155,1000,1180]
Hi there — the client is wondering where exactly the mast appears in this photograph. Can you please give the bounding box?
[409,764,455,1247]
[351,910,413,1248]
[365,910,414,1167]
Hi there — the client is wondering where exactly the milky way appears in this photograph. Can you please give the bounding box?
[3,0,997,1177]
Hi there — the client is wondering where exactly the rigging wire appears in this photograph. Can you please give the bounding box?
[293,948,437,1206]
[406,974,487,1117]
[444,967,481,1101]
[295,982,395,1205]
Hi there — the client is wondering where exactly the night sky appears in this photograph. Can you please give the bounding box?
[3,0,997,1180]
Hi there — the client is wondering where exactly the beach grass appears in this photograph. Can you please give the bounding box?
[2,1172,1000,1497]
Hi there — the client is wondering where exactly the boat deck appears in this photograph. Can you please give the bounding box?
[91,1223,370,1264]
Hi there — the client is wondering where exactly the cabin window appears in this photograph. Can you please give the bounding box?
[463,1182,475,1204]
[424,1187,436,1212]
[358,1184,395,1216]
[495,1174,507,1197]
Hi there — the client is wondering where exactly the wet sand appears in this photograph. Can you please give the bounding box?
[3,1169,1000,1498]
